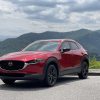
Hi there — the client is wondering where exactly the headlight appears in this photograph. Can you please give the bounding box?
[26,59,45,64]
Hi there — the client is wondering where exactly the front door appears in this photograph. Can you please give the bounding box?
[59,41,73,71]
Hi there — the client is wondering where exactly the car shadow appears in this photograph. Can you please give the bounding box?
[0,76,83,91]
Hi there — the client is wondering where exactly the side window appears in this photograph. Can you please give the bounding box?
[70,42,79,50]
[61,41,70,49]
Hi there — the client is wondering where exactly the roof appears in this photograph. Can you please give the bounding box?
[36,39,75,42]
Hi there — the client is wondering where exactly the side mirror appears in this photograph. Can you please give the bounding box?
[60,48,70,53]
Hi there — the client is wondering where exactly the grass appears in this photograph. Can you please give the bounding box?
[89,61,100,69]
[89,57,100,69]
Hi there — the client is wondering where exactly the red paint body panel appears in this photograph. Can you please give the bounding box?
[0,39,88,80]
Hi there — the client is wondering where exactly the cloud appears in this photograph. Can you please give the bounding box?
[0,0,16,14]
[0,0,100,36]
[70,0,100,12]
[6,0,72,7]
[0,17,49,36]
[6,0,100,22]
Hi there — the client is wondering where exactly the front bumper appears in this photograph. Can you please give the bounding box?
[0,60,45,80]
[0,73,44,80]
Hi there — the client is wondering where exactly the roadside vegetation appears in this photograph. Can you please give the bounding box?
[89,56,100,69]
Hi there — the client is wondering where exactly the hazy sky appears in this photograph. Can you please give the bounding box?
[0,0,100,36]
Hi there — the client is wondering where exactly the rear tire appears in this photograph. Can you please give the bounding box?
[2,79,15,85]
[78,61,89,79]
[44,64,58,87]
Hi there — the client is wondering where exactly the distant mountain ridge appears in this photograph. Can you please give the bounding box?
[0,35,15,41]
[0,29,100,58]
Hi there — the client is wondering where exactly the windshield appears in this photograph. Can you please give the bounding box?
[23,41,60,51]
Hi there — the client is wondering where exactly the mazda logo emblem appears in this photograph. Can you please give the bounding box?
[8,62,13,66]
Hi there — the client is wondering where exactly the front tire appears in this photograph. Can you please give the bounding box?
[2,79,15,85]
[78,61,89,79]
[44,64,58,87]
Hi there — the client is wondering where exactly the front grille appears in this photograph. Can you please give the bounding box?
[0,60,25,71]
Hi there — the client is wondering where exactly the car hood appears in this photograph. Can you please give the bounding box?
[0,51,59,62]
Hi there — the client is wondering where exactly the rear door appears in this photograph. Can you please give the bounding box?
[69,41,82,67]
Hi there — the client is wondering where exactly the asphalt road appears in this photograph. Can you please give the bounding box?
[0,76,100,100]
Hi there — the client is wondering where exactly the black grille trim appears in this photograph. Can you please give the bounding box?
[0,60,25,71]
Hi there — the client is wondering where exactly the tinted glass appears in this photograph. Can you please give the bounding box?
[70,42,79,50]
[61,41,70,49]
[23,41,60,51]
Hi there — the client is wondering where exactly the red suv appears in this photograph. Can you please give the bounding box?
[0,39,89,86]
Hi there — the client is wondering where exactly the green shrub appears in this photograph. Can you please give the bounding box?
[89,56,100,69]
